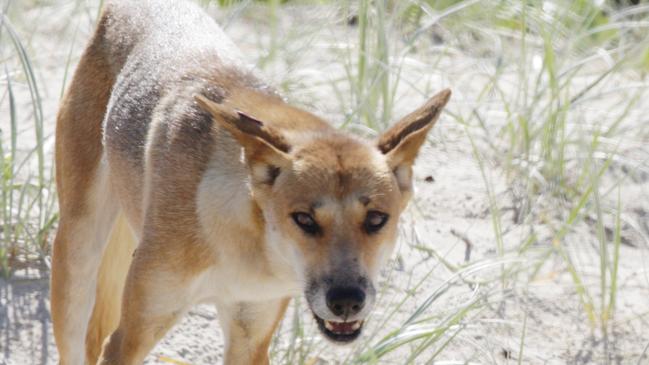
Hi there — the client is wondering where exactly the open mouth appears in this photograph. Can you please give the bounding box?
[313,313,364,343]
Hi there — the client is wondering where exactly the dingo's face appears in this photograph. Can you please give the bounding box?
[260,137,400,342]
[197,89,450,343]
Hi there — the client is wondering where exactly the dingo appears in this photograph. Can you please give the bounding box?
[50,1,450,364]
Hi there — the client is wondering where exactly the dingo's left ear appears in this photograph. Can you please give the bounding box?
[196,94,291,185]
[377,89,451,191]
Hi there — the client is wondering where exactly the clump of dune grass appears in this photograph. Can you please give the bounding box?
[1,7,58,277]
[258,0,649,363]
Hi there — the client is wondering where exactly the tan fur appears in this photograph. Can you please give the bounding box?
[51,1,450,364]
[50,11,118,365]
[85,214,136,364]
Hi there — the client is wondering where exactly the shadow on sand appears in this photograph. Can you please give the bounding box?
[0,274,54,365]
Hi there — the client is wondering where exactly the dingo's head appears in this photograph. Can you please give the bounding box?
[197,89,450,343]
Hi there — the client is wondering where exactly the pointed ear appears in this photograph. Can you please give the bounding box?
[195,94,292,185]
[377,89,451,191]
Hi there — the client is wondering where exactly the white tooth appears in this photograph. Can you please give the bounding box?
[324,321,334,331]
[351,321,361,330]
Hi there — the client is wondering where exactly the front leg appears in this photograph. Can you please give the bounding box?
[217,298,290,365]
[97,249,199,365]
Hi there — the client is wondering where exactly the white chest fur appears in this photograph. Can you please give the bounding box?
[194,140,301,304]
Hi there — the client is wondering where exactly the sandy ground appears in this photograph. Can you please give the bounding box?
[1,1,648,364]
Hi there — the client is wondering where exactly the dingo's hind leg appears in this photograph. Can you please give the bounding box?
[51,162,119,365]
[85,213,136,365]
[50,14,118,365]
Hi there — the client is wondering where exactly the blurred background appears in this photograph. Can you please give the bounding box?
[1,0,648,364]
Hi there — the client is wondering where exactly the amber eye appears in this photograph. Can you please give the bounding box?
[364,211,389,234]
[291,212,321,236]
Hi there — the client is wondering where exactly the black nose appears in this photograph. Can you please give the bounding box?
[326,287,365,318]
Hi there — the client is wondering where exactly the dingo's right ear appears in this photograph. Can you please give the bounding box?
[196,94,292,185]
